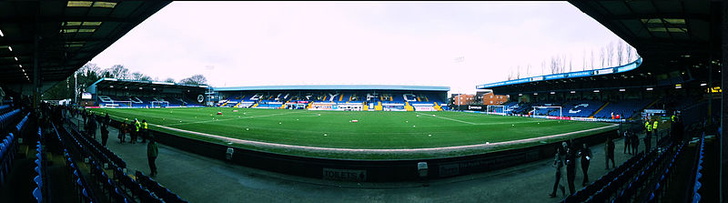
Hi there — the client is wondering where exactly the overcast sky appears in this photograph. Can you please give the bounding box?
[89,1,629,94]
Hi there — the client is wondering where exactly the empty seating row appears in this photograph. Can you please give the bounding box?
[135,171,188,202]
[32,128,46,203]
[56,121,170,202]
[0,104,12,115]
[1,109,22,131]
[0,132,18,186]
[690,134,706,202]
[593,99,653,119]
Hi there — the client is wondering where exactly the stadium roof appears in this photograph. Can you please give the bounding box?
[87,78,208,94]
[569,0,719,74]
[214,85,450,92]
[481,0,721,94]
[0,1,171,94]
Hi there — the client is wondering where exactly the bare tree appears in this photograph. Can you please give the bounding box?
[516,65,521,79]
[590,49,595,70]
[526,64,531,77]
[76,63,101,77]
[103,64,129,79]
[626,44,634,62]
[569,54,573,72]
[617,41,624,65]
[582,49,587,71]
[600,47,606,69]
[164,78,175,83]
[606,42,615,67]
[130,72,152,81]
[179,74,207,85]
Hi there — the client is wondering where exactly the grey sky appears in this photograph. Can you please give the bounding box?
[89,1,629,94]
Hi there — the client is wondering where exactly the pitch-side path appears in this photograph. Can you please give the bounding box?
[70,116,637,203]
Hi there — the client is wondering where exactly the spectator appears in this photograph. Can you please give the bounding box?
[131,118,141,144]
[549,143,567,198]
[100,123,109,147]
[104,113,111,126]
[141,119,149,143]
[86,114,97,139]
[565,143,577,194]
[118,120,128,143]
[631,132,640,155]
[623,130,631,154]
[579,143,592,186]
[147,134,159,177]
[605,136,615,169]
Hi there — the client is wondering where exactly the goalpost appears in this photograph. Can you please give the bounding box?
[151,101,170,108]
[103,101,132,108]
[486,105,507,115]
[531,106,562,118]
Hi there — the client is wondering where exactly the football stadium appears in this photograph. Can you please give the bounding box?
[0,1,726,203]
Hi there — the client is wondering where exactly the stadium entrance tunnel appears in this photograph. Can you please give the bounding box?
[106,119,619,182]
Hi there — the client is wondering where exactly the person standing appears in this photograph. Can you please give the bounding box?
[131,118,141,144]
[549,143,567,198]
[605,136,615,169]
[104,113,111,126]
[644,130,652,152]
[632,131,640,154]
[100,123,109,147]
[118,120,128,143]
[86,114,97,139]
[579,143,592,186]
[565,143,577,195]
[140,119,149,143]
[147,134,158,177]
[623,130,631,154]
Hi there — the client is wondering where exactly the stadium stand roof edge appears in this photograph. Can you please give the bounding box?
[213,85,451,92]
[477,58,643,89]
[0,1,172,95]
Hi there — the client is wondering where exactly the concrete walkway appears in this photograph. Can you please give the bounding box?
[71,116,638,203]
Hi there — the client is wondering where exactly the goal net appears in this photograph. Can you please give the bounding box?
[103,101,132,108]
[151,101,170,108]
[531,106,562,117]
[486,105,507,115]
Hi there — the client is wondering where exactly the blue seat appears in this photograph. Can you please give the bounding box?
[32,187,42,202]
[34,175,42,187]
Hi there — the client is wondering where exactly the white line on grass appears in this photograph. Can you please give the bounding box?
[416,112,477,125]
[150,123,618,154]
[415,112,558,126]
[165,110,307,126]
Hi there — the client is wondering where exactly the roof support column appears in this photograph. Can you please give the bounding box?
[720,1,728,202]
[720,0,728,201]
[32,4,41,113]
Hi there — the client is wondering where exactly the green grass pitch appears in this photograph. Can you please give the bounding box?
[90,107,612,151]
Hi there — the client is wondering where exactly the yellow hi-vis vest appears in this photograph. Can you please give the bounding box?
[653,121,659,130]
[645,121,652,131]
[135,121,141,132]
[142,122,148,130]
